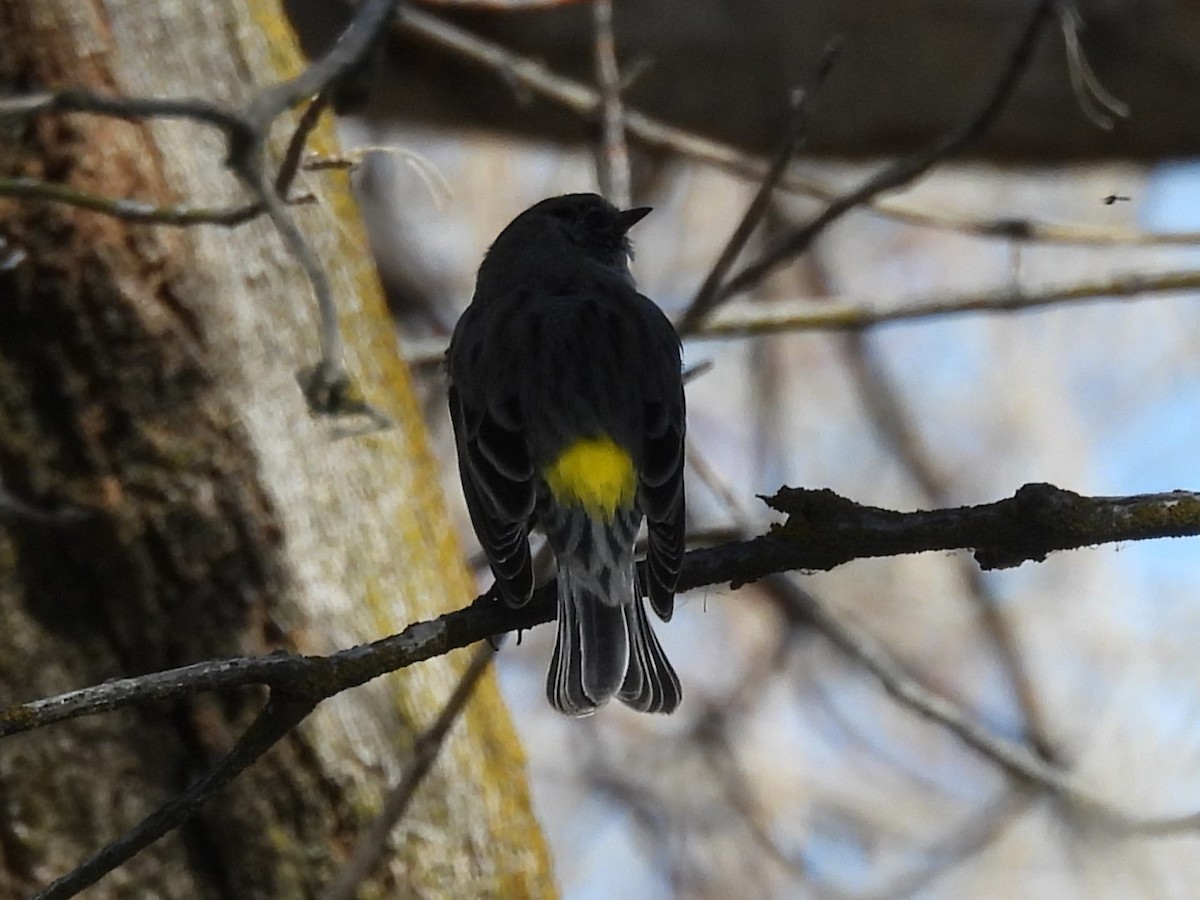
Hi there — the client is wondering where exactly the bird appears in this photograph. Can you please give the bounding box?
[446,193,686,716]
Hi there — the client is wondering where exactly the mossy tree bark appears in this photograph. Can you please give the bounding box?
[0,2,552,897]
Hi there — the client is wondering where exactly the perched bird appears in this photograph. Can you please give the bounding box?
[447,193,686,716]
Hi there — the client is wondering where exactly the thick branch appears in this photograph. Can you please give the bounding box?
[736,483,1200,579]
[5,481,1197,740]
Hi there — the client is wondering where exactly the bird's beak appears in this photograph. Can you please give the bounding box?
[617,206,652,232]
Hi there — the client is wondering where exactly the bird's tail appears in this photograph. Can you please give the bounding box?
[545,509,680,716]
[617,584,681,714]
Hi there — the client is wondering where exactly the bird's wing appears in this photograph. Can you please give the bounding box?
[634,295,686,622]
[447,309,536,605]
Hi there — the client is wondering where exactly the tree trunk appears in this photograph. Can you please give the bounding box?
[0,2,553,897]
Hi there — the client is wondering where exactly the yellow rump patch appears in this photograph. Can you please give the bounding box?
[544,436,636,521]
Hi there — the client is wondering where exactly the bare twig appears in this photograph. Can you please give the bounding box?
[392,6,1200,247]
[771,579,1199,835]
[678,41,841,333]
[242,0,400,413]
[703,269,1200,335]
[2,0,402,420]
[304,145,453,205]
[245,162,346,383]
[592,0,630,208]
[401,268,1200,371]
[746,483,1200,576]
[0,177,267,226]
[862,790,1036,900]
[244,0,398,135]
[0,96,330,227]
[0,88,330,226]
[838,331,1059,762]
[0,89,248,132]
[275,91,333,198]
[34,695,316,900]
[0,485,87,526]
[718,0,1057,302]
[2,652,309,736]
[321,641,499,900]
[1057,1,1130,131]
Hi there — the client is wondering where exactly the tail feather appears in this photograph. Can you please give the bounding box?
[547,561,629,716]
[544,507,681,716]
[618,598,681,714]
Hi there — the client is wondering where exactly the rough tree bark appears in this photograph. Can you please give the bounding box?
[0,2,552,898]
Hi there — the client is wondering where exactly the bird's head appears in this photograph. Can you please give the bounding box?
[491,193,651,282]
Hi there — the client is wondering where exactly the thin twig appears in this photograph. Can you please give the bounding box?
[0,89,331,226]
[592,0,630,208]
[321,641,499,900]
[0,177,266,226]
[1,654,311,735]
[592,0,633,207]
[34,695,316,900]
[702,269,1200,335]
[838,330,1059,763]
[2,89,250,133]
[0,485,87,526]
[241,162,344,388]
[2,0,403,420]
[392,6,1200,247]
[247,0,401,413]
[245,0,399,135]
[401,268,1200,371]
[275,91,333,198]
[1056,0,1130,131]
[861,790,1035,900]
[718,0,1057,302]
[771,578,1200,835]
[678,40,841,333]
